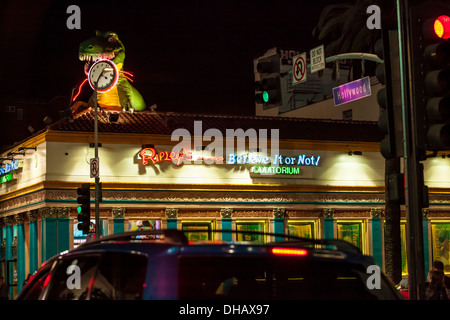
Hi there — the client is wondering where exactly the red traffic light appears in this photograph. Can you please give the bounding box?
[434,15,450,39]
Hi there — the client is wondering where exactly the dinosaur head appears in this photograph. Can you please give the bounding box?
[79,31,125,75]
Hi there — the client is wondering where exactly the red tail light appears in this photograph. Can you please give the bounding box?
[272,247,308,256]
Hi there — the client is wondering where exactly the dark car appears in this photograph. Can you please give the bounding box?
[16,229,403,300]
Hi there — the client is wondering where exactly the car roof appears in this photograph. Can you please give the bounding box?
[63,229,375,266]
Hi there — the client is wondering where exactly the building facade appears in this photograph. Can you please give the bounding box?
[1,110,449,298]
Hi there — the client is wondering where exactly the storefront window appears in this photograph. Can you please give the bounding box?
[181,221,213,241]
[287,221,316,239]
[336,221,365,253]
[73,219,109,247]
[127,220,160,232]
[400,222,408,276]
[235,221,266,243]
[431,222,450,274]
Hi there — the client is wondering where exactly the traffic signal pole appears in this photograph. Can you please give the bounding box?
[396,0,426,300]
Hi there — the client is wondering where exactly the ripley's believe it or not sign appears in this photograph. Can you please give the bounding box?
[139,148,320,175]
[0,160,19,184]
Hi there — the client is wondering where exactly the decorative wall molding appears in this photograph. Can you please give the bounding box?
[220,208,233,219]
[165,208,178,219]
[112,207,126,219]
[371,208,383,219]
[27,210,38,221]
[323,208,335,219]
[14,213,25,224]
[273,208,286,219]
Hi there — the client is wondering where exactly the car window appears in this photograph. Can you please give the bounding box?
[89,252,147,300]
[45,254,99,300]
[178,256,396,300]
[19,262,55,300]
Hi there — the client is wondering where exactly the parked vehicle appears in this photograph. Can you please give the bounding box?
[16,229,403,300]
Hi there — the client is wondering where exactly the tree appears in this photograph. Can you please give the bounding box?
[313,0,402,284]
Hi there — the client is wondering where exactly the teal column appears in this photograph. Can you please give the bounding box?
[273,208,286,242]
[16,214,26,293]
[222,219,232,241]
[5,217,14,298]
[114,219,125,234]
[166,208,178,230]
[422,210,430,279]
[221,208,233,241]
[28,212,39,275]
[323,209,335,239]
[371,209,383,267]
[112,207,126,234]
[57,208,70,253]
[167,219,177,229]
[0,226,3,278]
[39,208,57,262]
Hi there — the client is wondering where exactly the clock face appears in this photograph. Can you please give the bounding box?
[87,59,119,92]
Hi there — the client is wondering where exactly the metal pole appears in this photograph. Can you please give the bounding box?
[396,0,426,300]
[94,80,100,239]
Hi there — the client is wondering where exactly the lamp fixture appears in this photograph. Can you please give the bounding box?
[7,152,25,157]
[348,151,363,156]
[18,146,37,152]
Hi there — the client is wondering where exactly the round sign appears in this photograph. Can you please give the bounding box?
[293,55,306,82]
[90,158,99,178]
[88,59,119,93]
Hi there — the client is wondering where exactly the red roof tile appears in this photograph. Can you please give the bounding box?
[48,109,383,142]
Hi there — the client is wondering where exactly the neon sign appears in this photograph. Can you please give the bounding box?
[140,148,190,166]
[0,173,12,184]
[0,160,19,175]
[139,148,225,166]
[251,166,301,175]
[227,153,320,166]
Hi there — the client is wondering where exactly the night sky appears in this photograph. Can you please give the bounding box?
[1,0,339,116]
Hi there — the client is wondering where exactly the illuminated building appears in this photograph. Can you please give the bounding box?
[0,110,449,298]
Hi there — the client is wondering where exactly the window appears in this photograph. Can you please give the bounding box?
[179,257,396,300]
[288,221,316,239]
[45,255,99,300]
[19,262,54,300]
[343,109,353,120]
[235,221,266,243]
[431,222,450,274]
[181,221,214,241]
[90,252,147,300]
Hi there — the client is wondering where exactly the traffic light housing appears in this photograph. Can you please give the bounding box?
[409,3,450,157]
[375,29,403,159]
[254,53,282,108]
[77,183,91,234]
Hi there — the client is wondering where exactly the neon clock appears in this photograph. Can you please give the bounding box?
[87,59,119,93]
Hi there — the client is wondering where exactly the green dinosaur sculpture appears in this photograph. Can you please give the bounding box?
[73,31,146,113]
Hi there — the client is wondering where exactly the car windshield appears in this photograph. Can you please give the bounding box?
[178,256,396,300]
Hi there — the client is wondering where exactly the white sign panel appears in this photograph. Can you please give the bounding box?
[292,52,307,85]
[310,45,325,73]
